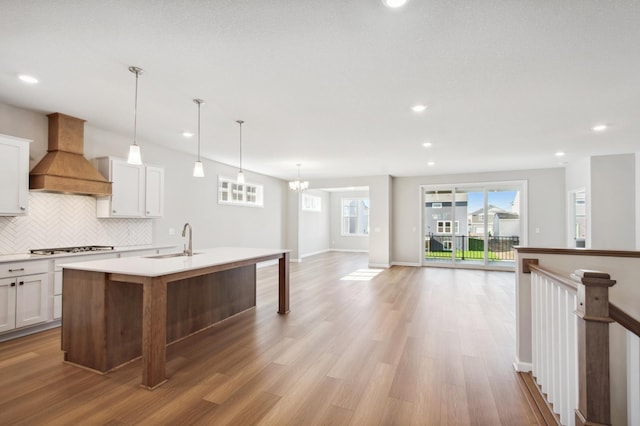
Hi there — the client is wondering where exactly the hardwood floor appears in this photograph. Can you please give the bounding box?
[0,252,540,425]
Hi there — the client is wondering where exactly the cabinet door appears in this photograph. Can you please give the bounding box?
[145,166,164,217]
[111,159,145,217]
[15,273,49,328]
[0,135,29,216]
[0,277,17,332]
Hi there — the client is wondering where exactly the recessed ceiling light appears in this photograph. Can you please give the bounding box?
[422,142,432,148]
[591,124,607,132]
[412,104,427,113]
[427,161,435,166]
[18,74,38,84]
[555,151,565,157]
[383,0,408,8]
[182,132,193,138]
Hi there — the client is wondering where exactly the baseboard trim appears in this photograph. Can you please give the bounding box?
[517,372,561,425]
[368,263,390,268]
[301,249,331,258]
[330,249,369,253]
[391,261,422,267]
[512,357,533,372]
[0,319,61,343]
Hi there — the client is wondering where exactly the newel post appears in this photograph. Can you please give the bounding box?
[572,269,616,426]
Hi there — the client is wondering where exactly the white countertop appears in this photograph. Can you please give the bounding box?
[60,247,288,277]
[0,245,176,264]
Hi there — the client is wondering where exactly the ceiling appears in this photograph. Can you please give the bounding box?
[1,1,639,182]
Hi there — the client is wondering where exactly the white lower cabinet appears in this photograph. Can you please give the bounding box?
[0,261,49,333]
[53,252,118,320]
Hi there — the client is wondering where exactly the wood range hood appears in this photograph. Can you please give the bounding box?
[29,113,112,196]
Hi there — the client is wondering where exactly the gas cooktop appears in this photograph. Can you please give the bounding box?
[30,245,115,255]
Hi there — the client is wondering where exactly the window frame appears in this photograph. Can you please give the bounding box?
[341,197,370,237]
[218,176,264,207]
[436,220,460,234]
[302,193,322,212]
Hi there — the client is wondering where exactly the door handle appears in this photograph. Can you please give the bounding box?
[19,281,24,286]
[8,268,25,272]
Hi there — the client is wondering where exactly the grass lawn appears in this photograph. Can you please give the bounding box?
[425,250,501,260]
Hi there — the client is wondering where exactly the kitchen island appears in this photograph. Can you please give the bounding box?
[61,247,289,389]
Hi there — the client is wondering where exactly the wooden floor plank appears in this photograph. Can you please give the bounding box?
[0,252,540,425]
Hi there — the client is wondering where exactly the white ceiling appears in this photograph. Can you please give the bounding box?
[1,1,639,182]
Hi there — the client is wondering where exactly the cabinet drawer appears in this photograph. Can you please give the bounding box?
[1,260,48,278]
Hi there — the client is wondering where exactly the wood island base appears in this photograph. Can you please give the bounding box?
[61,249,289,390]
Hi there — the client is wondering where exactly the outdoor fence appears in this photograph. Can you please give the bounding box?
[425,234,519,261]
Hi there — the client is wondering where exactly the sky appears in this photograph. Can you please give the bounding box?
[467,191,517,213]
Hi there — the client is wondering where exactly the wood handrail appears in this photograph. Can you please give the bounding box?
[515,246,640,258]
[528,264,578,293]
[528,262,640,337]
[610,303,640,337]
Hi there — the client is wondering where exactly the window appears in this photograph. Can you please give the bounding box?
[341,198,369,236]
[436,220,459,234]
[442,239,452,251]
[432,202,442,209]
[218,176,263,207]
[302,193,321,212]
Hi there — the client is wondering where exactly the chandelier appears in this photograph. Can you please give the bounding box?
[288,163,309,192]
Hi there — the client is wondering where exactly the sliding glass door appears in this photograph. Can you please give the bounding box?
[423,181,525,269]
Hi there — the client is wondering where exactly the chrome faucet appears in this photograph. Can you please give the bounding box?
[182,223,193,256]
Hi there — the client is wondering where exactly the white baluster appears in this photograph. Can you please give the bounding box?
[628,331,640,426]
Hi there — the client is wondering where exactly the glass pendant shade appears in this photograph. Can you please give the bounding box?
[127,144,142,165]
[237,170,245,184]
[193,161,204,177]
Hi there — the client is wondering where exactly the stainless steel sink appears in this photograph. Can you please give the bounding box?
[146,252,201,259]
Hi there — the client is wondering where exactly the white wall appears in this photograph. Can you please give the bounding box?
[0,103,48,170]
[300,190,330,257]
[330,190,369,252]
[392,168,566,265]
[590,154,636,250]
[0,102,287,252]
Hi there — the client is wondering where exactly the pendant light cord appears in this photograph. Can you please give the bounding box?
[133,71,139,146]
[129,66,143,147]
[197,101,201,161]
[237,120,244,171]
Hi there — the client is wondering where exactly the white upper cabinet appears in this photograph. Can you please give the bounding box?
[95,157,164,218]
[145,165,164,217]
[0,134,30,216]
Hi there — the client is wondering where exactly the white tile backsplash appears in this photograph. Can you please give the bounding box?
[0,192,152,254]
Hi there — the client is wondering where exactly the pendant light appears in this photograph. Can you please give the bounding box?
[289,163,309,192]
[127,66,143,165]
[193,99,205,177]
[236,120,245,184]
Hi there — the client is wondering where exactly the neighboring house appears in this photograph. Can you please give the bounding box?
[424,192,468,252]
[467,204,508,236]
[424,192,469,237]
[493,212,521,238]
